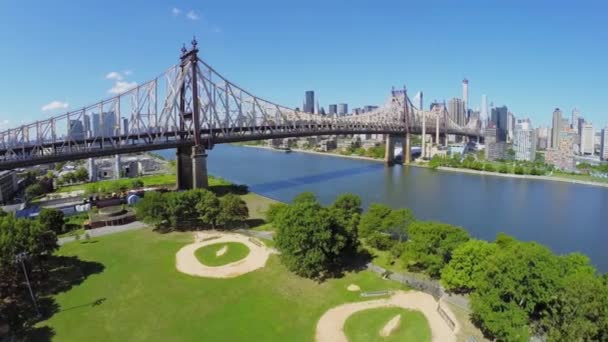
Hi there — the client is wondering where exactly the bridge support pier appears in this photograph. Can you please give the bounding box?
[384,135,395,164]
[191,145,208,189]
[114,155,121,179]
[403,132,411,164]
[176,146,208,190]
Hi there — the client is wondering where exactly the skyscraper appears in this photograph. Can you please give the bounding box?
[514,119,536,161]
[303,91,314,114]
[462,79,469,112]
[68,119,85,141]
[490,106,508,142]
[580,122,595,155]
[480,94,488,128]
[551,108,563,149]
[601,127,608,160]
[328,104,337,116]
[571,108,580,129]
[447,98,466,126]
[338,103,348,116]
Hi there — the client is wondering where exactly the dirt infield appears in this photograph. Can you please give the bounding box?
[175,231,273,278]
[315,291,459,342]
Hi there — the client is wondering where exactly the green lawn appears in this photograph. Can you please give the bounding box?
[344,307,431,342]
[37,228,410,341]
[56,174,178,193]
[194,242,250,266]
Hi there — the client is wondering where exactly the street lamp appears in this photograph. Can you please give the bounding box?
[14,251,41,318]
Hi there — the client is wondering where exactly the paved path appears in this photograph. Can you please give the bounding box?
[58,221,148,245]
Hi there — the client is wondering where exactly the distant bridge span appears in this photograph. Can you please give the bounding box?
[0,39,482,187]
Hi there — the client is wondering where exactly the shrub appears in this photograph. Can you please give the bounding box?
[367,232,395,251]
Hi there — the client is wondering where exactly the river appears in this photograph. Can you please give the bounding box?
[159,144,608,272]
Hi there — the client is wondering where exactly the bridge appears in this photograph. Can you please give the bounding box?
[0,39,482,189]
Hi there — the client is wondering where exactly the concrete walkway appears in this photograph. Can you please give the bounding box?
[58,221,148,245]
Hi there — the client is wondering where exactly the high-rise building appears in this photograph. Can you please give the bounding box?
[83,114,91,138]
[536,126,550,150]
[363,105,378,113]
[490,106,508,142]
[91,111,117,137]
[571,108,580,129]
[462,79,469,112]
[507,112,515,142]
[480,94,488,128]
[485,124,507,160]
[303,91,314,114]
[338,103,348,116]
[601,127,608,160]
[68,119,85,141]
[328,104,337,116]
[122,118,129,135]
[448,98,466,126]
[580,122,595,155]
[514,119,536,161]
[551,108,563,149]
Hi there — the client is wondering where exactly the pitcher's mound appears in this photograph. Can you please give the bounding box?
[379,314,401,337]
[216,245,228,257]
[347,284,361,292]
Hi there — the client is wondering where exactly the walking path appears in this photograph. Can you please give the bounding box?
[315,290,459,342]
[58,221,148,245]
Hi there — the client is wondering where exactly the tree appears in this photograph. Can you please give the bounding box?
[292,191,318,205]
[25,183,45,200]
[329,193,362,233]
[441,239,497,293]
[402,221,469,277]
[265,203,288,223]
[358,203,392,238]
[136,191,169,227]
[470,241,562,341]
[498,164,509,174]
[216,194,249,228]
[380,208,415,241]
[538,254,608,341]
[74,167,89,182]
[367,232,395,250]
[514,165,525,175]
[506,148,516,160]
[274,198,358,279]
[194,189,220,228]
[484,163,496,172]
[38,208,65,235]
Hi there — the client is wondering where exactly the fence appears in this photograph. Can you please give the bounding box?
[437,302,456,331]
[366,263,445,299]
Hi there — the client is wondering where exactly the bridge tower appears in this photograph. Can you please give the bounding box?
[176,38,209,190]
[402,86,411,164]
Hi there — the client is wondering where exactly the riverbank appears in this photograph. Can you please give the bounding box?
[238,144,608,189]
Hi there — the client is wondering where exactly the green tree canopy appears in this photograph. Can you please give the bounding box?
[402,221,469,277]
[274,198,358,279]
[380,208,415,242]
[358,203,392,238]
[38,208,65,235]
[216,194,249,229]
[441,239,497,293]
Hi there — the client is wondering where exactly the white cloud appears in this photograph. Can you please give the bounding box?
[186,10,199,20]
[109,81,138,95]
[172,7,181,16]
[105,71,123,81]
[41,101,69,112]
[123,69,133,76]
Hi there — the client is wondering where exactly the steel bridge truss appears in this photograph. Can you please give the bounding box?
[0,42,481,169]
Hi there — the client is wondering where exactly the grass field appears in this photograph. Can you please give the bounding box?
[344,307,431,342]
[36,228,412,341]
[56,174,178,193]
[194,242,250,266]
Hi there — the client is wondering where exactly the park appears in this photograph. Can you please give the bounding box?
[3,173,607,342]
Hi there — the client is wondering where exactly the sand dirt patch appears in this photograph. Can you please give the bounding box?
[347,284,361,292]
[379,314,401,337]
[216,245,228,257]
[176,231,274,278]
[315,290,459,342]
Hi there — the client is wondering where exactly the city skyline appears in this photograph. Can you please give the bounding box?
[1,1,607,129]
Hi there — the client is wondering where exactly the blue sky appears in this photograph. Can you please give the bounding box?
[1,0,607,129]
